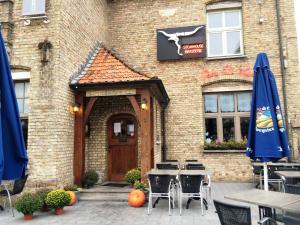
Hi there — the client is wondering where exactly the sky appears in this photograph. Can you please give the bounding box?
[295,0,300,62]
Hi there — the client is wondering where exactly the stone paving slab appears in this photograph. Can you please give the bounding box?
[0,183,262,225]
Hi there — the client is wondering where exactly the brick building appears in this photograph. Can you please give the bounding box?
[0,0,299,188]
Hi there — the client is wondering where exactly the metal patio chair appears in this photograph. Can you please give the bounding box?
[185,163,205,170]
[178,174,206,215]
[156,163,178,170]
[214,200,278,225]
[147,174,174,215]
[0,174,28,217]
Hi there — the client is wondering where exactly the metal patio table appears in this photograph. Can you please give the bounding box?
[275,171,300,178]
[225,189,300,220]
[252,162,300,167]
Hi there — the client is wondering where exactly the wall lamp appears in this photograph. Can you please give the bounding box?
[72,102,81,113]
[141,98,148,110]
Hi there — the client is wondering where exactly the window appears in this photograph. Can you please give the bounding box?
[13,80,29,148]
[204,92,251,143]
[14,81,29,114]
[22,0,46,16]
[207,10,243,57]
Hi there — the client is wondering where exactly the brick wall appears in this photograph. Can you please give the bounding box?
[107,0,300,181]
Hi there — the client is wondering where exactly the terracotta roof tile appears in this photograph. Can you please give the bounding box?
[72,44,151,85]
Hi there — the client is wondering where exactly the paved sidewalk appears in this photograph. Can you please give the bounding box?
[0,183,259,225]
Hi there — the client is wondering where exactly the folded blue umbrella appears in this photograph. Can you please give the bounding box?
[246,52,290,190]
[0,30,28,182]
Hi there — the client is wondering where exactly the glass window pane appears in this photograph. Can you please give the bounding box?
[208,13,222,28]
[15,83,24,98]
[223,118,235,142]
[225,11,240,27]
[204,95,218,113]
[127,120,134,137]
[240,117,250,140]
[238,92,252,112]
[24,99,29,113]
[220,94,234,112]
[24,82,29,98]
[226,31,241,55]
[17,99,24,113]
[209,32,223,56]
[205,118,217,143]
[21,119,28,148]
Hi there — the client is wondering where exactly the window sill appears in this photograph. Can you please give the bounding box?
[203,149,245,153]
[206,55,248,61]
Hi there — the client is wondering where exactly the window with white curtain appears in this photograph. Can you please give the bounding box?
[207,9,243,57]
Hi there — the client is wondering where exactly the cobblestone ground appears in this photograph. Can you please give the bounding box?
[0,183,260,225]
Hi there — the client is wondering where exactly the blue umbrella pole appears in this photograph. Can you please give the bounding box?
[263,162,269,191]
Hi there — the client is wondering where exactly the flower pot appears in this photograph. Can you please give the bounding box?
[24,214,33,220]
[54,208,64,215]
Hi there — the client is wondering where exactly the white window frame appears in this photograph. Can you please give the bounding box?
[22,0,46,16]
[207,9,244,58]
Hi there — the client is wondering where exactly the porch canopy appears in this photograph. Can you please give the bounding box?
[69,42,169,185]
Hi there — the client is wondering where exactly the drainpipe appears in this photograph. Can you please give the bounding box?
[161,103,168,162]
[275,0,291,160]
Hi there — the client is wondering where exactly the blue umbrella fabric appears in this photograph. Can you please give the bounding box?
[246,52,290,190]
[0,30,28,182]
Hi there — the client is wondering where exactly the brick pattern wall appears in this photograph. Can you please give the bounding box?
[1,0,299,187]
[107,0,300,180]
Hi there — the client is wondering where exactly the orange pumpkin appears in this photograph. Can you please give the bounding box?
[66,191,76,206]
[128,190,145,207]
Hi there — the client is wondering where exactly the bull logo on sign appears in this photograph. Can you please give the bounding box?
[158,26,204,56]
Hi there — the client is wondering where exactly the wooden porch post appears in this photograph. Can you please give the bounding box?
[74,93,85,186]
[138,89,152,182]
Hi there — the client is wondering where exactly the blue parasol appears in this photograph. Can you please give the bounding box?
[0,30,28,182]
[246,52,290,191]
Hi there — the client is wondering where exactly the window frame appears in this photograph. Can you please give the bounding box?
[22,0,46,16]
[14,80,30,116]
[207,9,244,58]
[204,92,251,143]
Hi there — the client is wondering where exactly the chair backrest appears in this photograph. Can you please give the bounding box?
[186,164,205,170]
[156,163,178,170]
[213,200,252,225]
[148,174,173,193]
[252,165,261,175]
[179,174,204,193]
[185,160,198,162]
[12,174,28,195]
[286,184,300,195]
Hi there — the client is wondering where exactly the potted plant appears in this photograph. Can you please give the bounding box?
[45,190,71,215]
[64,184,80,204]
[15,193,43,220]
[124,168,141,186]
[36,189,52,212]
[134,180,149,202]
[83,170,99,188]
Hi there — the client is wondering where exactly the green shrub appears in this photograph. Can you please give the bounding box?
[45,190,71,209]
[134,181,147,192]
[36,189,52,203]
[15,193,43,215]
[64,184,78,191]
[124,168,141,185]
[83,170,99,188]
[204,140,247,150]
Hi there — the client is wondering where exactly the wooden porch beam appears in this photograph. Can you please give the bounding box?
[127,95,141,124]
[137,89,152,183]
[73,93,85,186]
[83,97,97,126]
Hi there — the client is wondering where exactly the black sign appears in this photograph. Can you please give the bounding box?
[157,25,206,61]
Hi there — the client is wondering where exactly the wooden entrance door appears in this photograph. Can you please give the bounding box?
[108,114,137,181]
